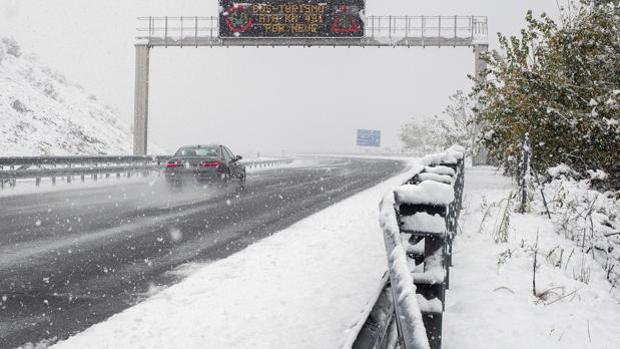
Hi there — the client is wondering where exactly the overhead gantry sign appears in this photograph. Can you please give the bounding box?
[133,4,488,155]
[219,1,366,37]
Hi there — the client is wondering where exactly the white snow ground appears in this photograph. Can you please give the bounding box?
[49,160,419,349]
[444,167,620,349]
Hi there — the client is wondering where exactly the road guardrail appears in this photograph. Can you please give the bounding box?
[353,146,465,349]
[0,156,293,189]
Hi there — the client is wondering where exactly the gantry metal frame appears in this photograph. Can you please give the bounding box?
[133,15,488,154]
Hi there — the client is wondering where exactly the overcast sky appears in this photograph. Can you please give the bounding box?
[1,0,560,155]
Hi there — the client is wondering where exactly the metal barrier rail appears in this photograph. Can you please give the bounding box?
[135,15,488,47]
[245,159,294,169]
[0,155,170,167]
[0,156,293,189]
[353,146,465,349]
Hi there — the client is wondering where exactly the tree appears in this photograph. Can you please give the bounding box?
[475,1,620,187]
[435,90,482,161]
[400,90,482,160]
[399,117,443,153]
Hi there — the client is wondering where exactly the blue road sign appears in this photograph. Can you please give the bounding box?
[357,129,381,147]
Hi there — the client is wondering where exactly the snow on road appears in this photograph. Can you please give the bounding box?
[50,160,419,349]
[445,167,620,349]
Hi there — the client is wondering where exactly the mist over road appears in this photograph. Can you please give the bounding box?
[0,157,405,348]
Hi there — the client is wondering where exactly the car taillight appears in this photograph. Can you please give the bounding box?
[166,161,179,168]
[201,161,221,168]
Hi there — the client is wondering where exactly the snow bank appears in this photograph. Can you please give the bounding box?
[533,174,620,288]
[423,152,457,166]
[417,172,454,185]
[546,163,577,179]
[400,212,447,234]
[394,181,455,206]
[50,159,419,349]
[423,165,456,177]
[444,167,620,348]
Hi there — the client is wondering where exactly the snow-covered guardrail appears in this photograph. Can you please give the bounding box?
[0,156,293,189]
[354,146,465,349]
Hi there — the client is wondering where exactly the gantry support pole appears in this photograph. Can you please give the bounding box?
[473,43,488,82]
[133,44,150,155]
[472,43,489,165]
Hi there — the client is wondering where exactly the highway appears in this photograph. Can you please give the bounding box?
[0,157,405,348]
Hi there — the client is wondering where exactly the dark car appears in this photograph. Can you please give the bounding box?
[164,144,246,188]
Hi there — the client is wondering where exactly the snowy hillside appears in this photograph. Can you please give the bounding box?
[0,37,138,156]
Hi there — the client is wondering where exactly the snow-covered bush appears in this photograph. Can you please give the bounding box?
[400,91,483,161]
[399,116,444,154]
[475,1,620,188]
[434,90,483,161]
[532,167,620,287]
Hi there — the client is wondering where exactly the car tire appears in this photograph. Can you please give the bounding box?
[239,169,246,190]
[220,170,231,186]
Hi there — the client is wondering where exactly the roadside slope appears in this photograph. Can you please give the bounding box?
[0,37,158,156]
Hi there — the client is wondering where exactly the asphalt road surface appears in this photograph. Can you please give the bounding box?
[0,157,405,348]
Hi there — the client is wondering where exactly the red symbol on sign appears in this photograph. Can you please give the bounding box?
[330,5,360,34]
[224,4,253,33]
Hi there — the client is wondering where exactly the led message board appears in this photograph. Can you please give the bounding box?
[219,1,365,38]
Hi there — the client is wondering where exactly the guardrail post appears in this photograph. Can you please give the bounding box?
[148,16,152,42]
[453,16,457,47]
[405,17,409,39]
[395,193,450,349]
[210,17,214,39]
[180,16,184,48]
[67,163,72,184]
[164,16,168,47]
[437,16,442,47]
[371,16,375,38]
[421,16,425,47]
[9,164,14,188]
[377,147,465,349]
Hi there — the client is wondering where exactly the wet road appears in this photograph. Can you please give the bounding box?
[0,157,405,348]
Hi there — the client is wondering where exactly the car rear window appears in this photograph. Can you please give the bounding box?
[174,146,219,157]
